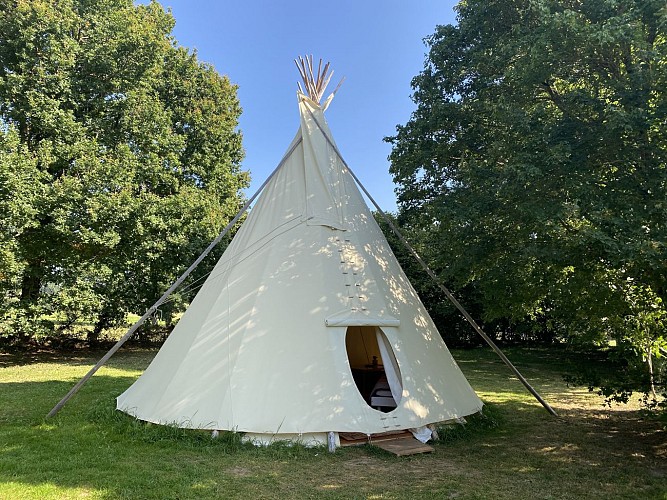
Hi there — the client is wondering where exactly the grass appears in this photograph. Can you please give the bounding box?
[0,346,665,499]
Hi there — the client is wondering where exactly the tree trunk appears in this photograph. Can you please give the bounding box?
[20,262,43,303]
[88,313,111,346]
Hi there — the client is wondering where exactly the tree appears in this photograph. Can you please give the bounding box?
[387,0,667,403]
[373,211,491,347]
[0,128,44,334]
[0,0,248,344]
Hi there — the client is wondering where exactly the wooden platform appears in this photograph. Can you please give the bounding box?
[339,430,412,446]
[339,430,434,456]
[374,438,434,456]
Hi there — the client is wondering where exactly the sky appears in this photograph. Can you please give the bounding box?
[155,1,460,212]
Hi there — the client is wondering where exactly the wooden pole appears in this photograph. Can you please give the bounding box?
[304,106,558,417]
[46,136,304,419]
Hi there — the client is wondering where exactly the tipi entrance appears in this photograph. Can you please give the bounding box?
[345,326,402,412]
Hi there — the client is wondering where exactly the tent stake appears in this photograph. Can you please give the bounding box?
[46,137,303,419]
[304,107,558,417]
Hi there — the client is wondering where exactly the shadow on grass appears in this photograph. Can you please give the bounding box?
[1,349,666,499]
[0,348,156,370]
[1,393,665,499]
[552,405,667,464]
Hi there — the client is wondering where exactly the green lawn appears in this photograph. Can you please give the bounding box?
[0,347,664,499]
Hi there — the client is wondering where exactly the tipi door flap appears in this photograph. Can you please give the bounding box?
[376,328,402,403]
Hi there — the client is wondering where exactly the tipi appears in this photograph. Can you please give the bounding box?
[116,59,483,447]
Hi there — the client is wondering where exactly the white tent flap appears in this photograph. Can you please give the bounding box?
[376,328,402,404]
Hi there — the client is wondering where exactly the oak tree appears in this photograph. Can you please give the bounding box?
[0,0,248,343]
[387,0,667,403]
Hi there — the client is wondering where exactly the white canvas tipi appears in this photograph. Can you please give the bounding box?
[117,63,483,446]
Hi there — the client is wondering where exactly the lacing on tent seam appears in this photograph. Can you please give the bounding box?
[334,235,367,313]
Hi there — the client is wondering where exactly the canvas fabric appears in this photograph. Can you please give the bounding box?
[117,94,483,436]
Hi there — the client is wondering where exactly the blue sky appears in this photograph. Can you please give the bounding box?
[157,1,459,211]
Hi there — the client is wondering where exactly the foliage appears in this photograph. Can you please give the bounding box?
[0,128,44,332]
[375,211,556,347]
[0,0,248,344]
[372,211,473,347]
[387,0,667,406]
